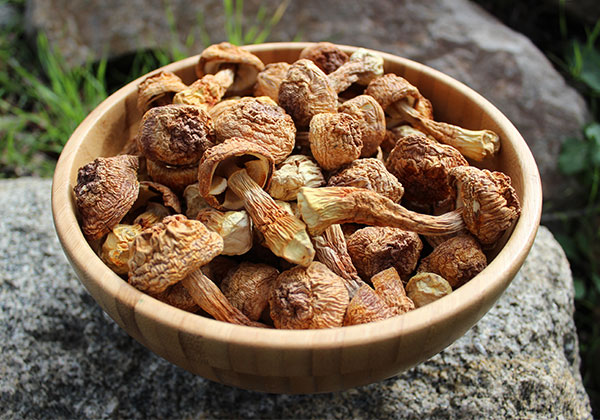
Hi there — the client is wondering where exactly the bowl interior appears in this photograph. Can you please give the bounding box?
[51,42,542,393]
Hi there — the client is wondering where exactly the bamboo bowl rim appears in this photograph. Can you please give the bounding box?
[52,42,542,354]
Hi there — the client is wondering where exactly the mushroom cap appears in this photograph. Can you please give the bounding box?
[128,214,224,294]
[345,48,385,86]
[150,282,200,313]
[365,73,421,111]
[299,42,349,74]
[213,96,296,164]
[73,154,140,240]
[196,42,265,95]
[268,154,325,201]
[145,159,199,194]
[309,112,363,171]
[268,261,349,329]
[385,134,468,209]
[197,137,275,210]
[278,59,338,128]
[196,208,253,256]
[417,233,487,288]
[328,158,404,203]
[405,272,452,308]
[370,267,415,315]
[172,75,227,109]
[183,183,211,219]
[132,180,182,215]
[100,223,144,274]
[449,166,521,246]
[346,226,423,281]
[137,71,187,113]
[338,94,386,157]
[137,104,215,166]
[133,202,171,229]
[343,283,391,326]
[254,62,291,101]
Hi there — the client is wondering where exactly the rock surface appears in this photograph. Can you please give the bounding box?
[24,0,589,204]
[0,177,593,418]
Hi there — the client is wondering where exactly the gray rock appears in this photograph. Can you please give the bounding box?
[24,0,590,204]
[0,177,592,418]
[0,3,18,29]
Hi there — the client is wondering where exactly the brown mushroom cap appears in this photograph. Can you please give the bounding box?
[278,59,337,128]
[370,267,415,315]
[197,137,275,210]
[220,262,279,321]
[346,226,423,281]
[172,75,227,109]
[338,94,386,157]
[132,202,171,229]
[254,62,291,101]
[73,155,140,240]
[137,71,188,113]
[449,166,521,246]
[343,283,391,326]
[405,272,452,308]
[149,282,200,313]
[328,158,404,203]
[385,134,468,209]
[268,154,325,201]
[128,214,224,294]
[309,112,363,171]
[196,208,253,256]
[328,48,384,93]
[365,73,433,120]
[145,159,199,194]
[417,233,487,288]
[137,104,215,166]
[196,42,265,95]
[213,96,296,164]
[269,261,349,329]
[132,180,182,215]
[299,42,349,74]
[100,223,144,275]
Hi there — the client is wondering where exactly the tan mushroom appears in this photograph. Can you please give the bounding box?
[212,96,296,164]
[183,183,211,219]
[132,202,171,229]
[417,233,487,288]
[299,42,349,74]
[405,272,453,308]
[297,186,465,236]
[370,267,415,315]
[328,48,384,93]
[197,138,315,266]
[268,154,326,201]
[131,180,182,215]
[100,223,144,275]
[449,166,521,246]
[128,214,262,326]
[278,59,338,128]
[346,226,423,281]
[268,261,349,329]
[73,154,140,240]
[220,262,279,321]
[196,208,253,256]
[338,94,386,157]
[172,75,227,109]
[254,62,291,101]
[309,112,363,171]
[150,282,200,313]
[195,42,265,96]
[366,74,499,161]
[327,158,404,203]
[137,71,187,113]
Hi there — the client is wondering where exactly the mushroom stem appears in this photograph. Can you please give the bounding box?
[297,186,465,236]
[227,168,315,266]
[182,270,265,327]
[213,65,236,90]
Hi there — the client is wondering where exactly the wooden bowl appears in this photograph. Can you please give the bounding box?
[51,43,542,394]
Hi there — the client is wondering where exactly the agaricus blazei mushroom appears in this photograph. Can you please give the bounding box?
[172,75,228,110]
[327,48,385,94]
[137,71,188,113]
[370,267,415,315]
[196,208,253,256]
[309,112,363,171]
[254,62,291,102]
[405,272,453,308]
[195,42,265,96]
[197,138,315,266]
[128,214,262,326]
[338,94,387,157]
[299,42,349,74]
[100,223,144,275]
[267,154,326,201]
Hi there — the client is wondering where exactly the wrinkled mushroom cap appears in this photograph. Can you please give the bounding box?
[73,155,140,240]
[254,62,291,101]
[309,112,363,171]
[338,94,386,157]
[128,214,224,294]
[137,71,187,113]
[213,96,296,164]
[132,181,182,215]
[196,42,265,95]
[268,154,325,201]
[346,48,385,86]
[449,166,521,246]
[278,59,337,128]
[197,137,275,210]
[145,159,199,194]
[365,73,421,111]
[328,158,404,203]
[299,42,349,74]
[100,223,144,274]
[172,75,227,109]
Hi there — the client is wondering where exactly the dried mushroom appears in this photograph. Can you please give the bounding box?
[212,96,296,164]
[268,154,325,201]
[346,227,423,281]
[74,154,140,240]
[405,272,452,308]
[417,234,487,288]
[344,284,392,326]
[278,59,338,128]
[133,202,171,229]
[338,94,386,157]
[132,181,182,215]
[328,48,384,93]
[328,158,404,203]
[150,282,200,313]
[254,62,291,101]
[370,267,415,315]
[297,186,465,236]
[449,166,521,246]
[269,261,349,329]
[309,112,363,171]
[385,134,468,211]
[172,75,227,109]
[196,42,265,96]
[220,262,279,321]
[100,223,144,274]
[299,42,349,74]
[196,208,253,256]
[183,183,211,219]
[137,71,187,113]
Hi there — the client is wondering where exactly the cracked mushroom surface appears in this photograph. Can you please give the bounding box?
[268,154,325,201]
[137,71,187,113]
[73,154,140,240]
[346,226,423,281]
[269,261,349,329]
[338,94,386,157]
[309,112,363,171]
[299,42,349,74]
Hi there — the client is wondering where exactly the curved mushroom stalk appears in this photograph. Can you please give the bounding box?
[297,186,465,236]
[227,168,315,266]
